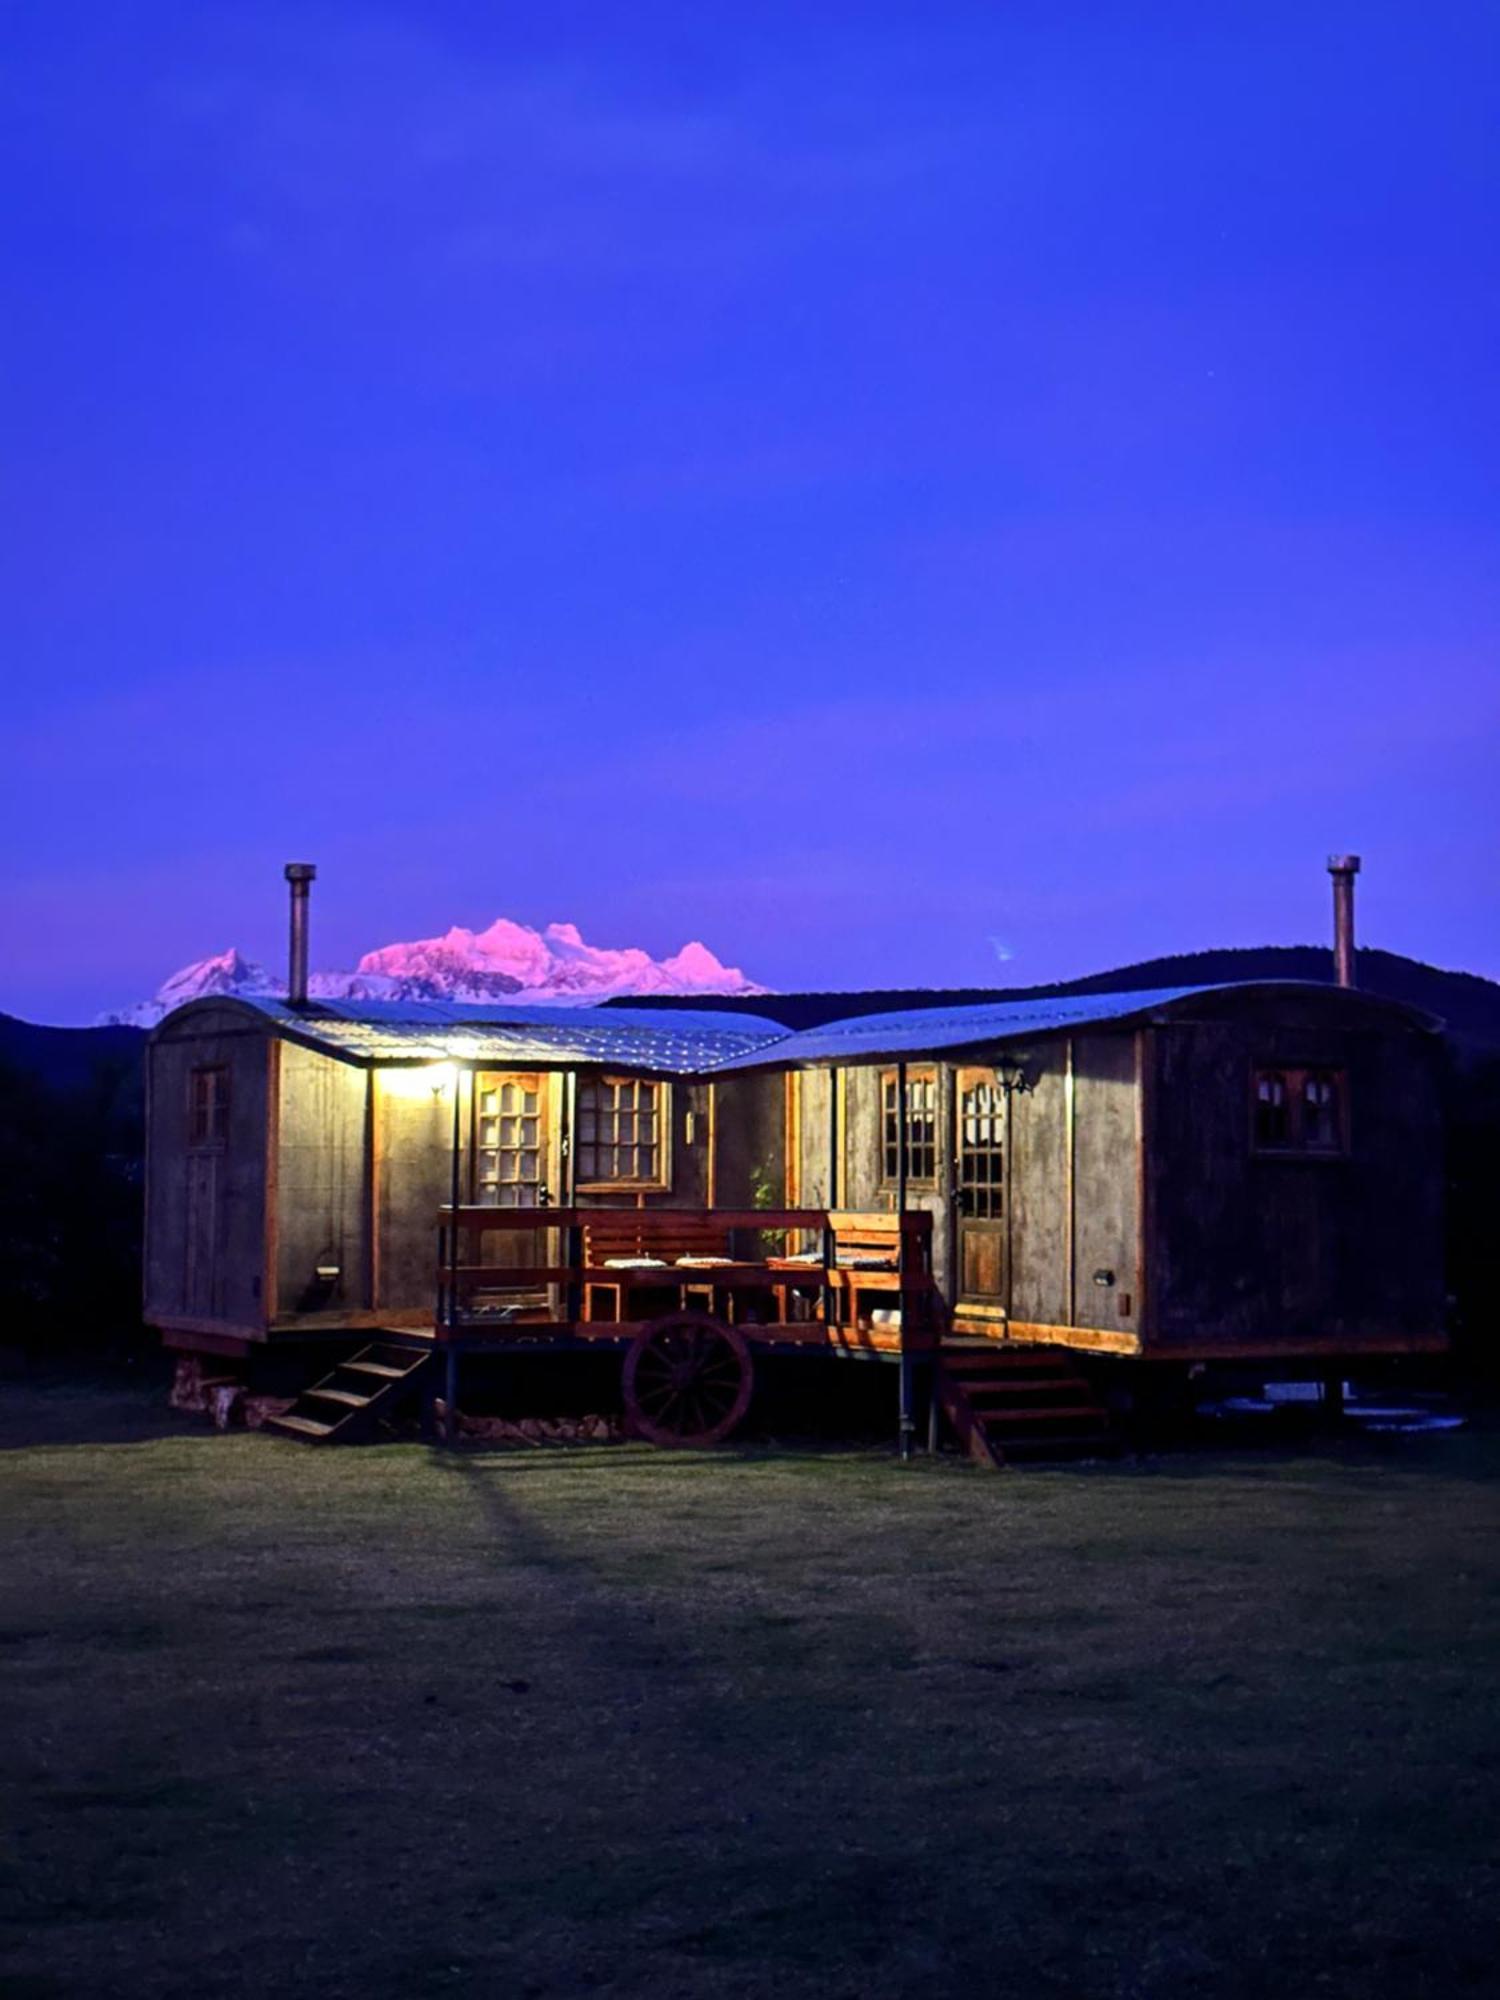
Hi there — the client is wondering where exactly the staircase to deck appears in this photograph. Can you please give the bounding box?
[937,1344,1115,1468]
[263,1343,433,1445]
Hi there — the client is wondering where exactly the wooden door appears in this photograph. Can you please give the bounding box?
[953,1068,1006,1313]
[473,1074,551,1207]
[473,1074,552,1292]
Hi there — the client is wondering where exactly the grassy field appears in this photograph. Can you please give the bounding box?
[2,1377,1498,1999]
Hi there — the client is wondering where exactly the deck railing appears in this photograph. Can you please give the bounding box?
[434,1204,937,1347]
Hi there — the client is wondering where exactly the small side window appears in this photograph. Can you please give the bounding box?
[1253,1071,1289,1149]
[1302,1070,1343,1151]
[189,1066,230,1148]
[1252,1066,1347,1155]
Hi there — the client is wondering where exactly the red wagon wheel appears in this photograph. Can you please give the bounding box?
[622,1311,754,1447]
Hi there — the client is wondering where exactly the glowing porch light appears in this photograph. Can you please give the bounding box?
[380,1061,459,1100]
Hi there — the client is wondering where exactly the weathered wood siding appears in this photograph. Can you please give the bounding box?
[1070,1034,1141,1337]
[1006,1047,1069,1327]
[144,1010,270,1336]
[275,1044,371,1316]
[793,1069,836,1205]
[708,1076,784,1210]
[1145,994,1444,1352]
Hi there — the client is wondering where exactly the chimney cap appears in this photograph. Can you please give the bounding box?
[1327,853,1361,875]
[284,862,317,884]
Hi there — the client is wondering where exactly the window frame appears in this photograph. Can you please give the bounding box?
[573,1075,672,1193]
[879,1066,939,1190]
[1250,1064,1349,1158]
[188,1064,230,1152]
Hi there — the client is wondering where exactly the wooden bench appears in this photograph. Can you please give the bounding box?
[821,1212,937,1341]
[581,1214,734,1322]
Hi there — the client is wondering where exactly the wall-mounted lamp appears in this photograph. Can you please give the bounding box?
[997,1059,1033,1096]
[379,1061,459,1101]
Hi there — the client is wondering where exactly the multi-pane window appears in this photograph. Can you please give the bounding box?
[881,1069,937,1185]
[958,1078,1005,1218]
[188,1066,229,1148]
[576,1077,666,1187]
[475,1076,544,1206]
[1253,1067,1346,1154]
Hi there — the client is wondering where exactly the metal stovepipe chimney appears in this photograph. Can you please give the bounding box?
[1327,854,1360,988]
[284,862,316,1006]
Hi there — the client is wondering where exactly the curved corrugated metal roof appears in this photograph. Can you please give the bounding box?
[156,995,790,1074]
[156,981,1440,1075]
[702,980,1443,1072]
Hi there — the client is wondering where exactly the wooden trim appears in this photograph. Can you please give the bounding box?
[836,1066,847,1206]
[152,1311,267,1344]
[706,1081,718,1209]
[263,1037,280,1326]
[141,1038,155,1327]
[159,1326,255,1359]
[784,1071,801,1207]
[1145,1333,1448,1362]
[364,1067,379,1310]
[1135,1027,1148,1343]
[270,1306,432,1333]
[1064,1036,1076,1329]
[1000,1319,1143,1356]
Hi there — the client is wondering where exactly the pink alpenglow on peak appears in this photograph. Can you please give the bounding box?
[106,917,766,1025]
[355,917,763,1003]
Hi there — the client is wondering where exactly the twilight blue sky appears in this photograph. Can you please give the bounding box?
[2,2,1496,1022]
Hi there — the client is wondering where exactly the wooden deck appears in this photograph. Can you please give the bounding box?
[433,1204,941,1359]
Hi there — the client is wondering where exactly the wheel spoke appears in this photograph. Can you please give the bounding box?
[624,1313,752,1447]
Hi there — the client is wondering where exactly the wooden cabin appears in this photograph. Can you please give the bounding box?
[144,979,1446,1453]
[143,996,790,1356]
[737,981,1447,1365]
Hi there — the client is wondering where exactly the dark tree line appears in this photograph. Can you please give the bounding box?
[0,1053,144,1358]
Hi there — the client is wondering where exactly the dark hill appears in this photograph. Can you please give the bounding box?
[0,1014,147,1094]
[610,947,1500,1048]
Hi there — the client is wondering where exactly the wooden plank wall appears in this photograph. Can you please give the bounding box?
[1144,997,1445,1353]
[144,1010,271,1335]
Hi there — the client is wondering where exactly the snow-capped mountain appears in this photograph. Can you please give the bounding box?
[107,920,766,1026]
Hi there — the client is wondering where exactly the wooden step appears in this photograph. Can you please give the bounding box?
[963,1377,1090,1400]
[980,1405,1108,1428]
[264,1412,337,1439]
[263,1344,434,1446]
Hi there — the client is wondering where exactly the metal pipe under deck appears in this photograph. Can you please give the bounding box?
[444,1066,464,1440]
[896,1059,914,1460]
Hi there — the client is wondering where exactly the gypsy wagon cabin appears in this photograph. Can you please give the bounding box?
[145,973,1447,1458]
[730,981,1447,1366]
[144,995,790,1347]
